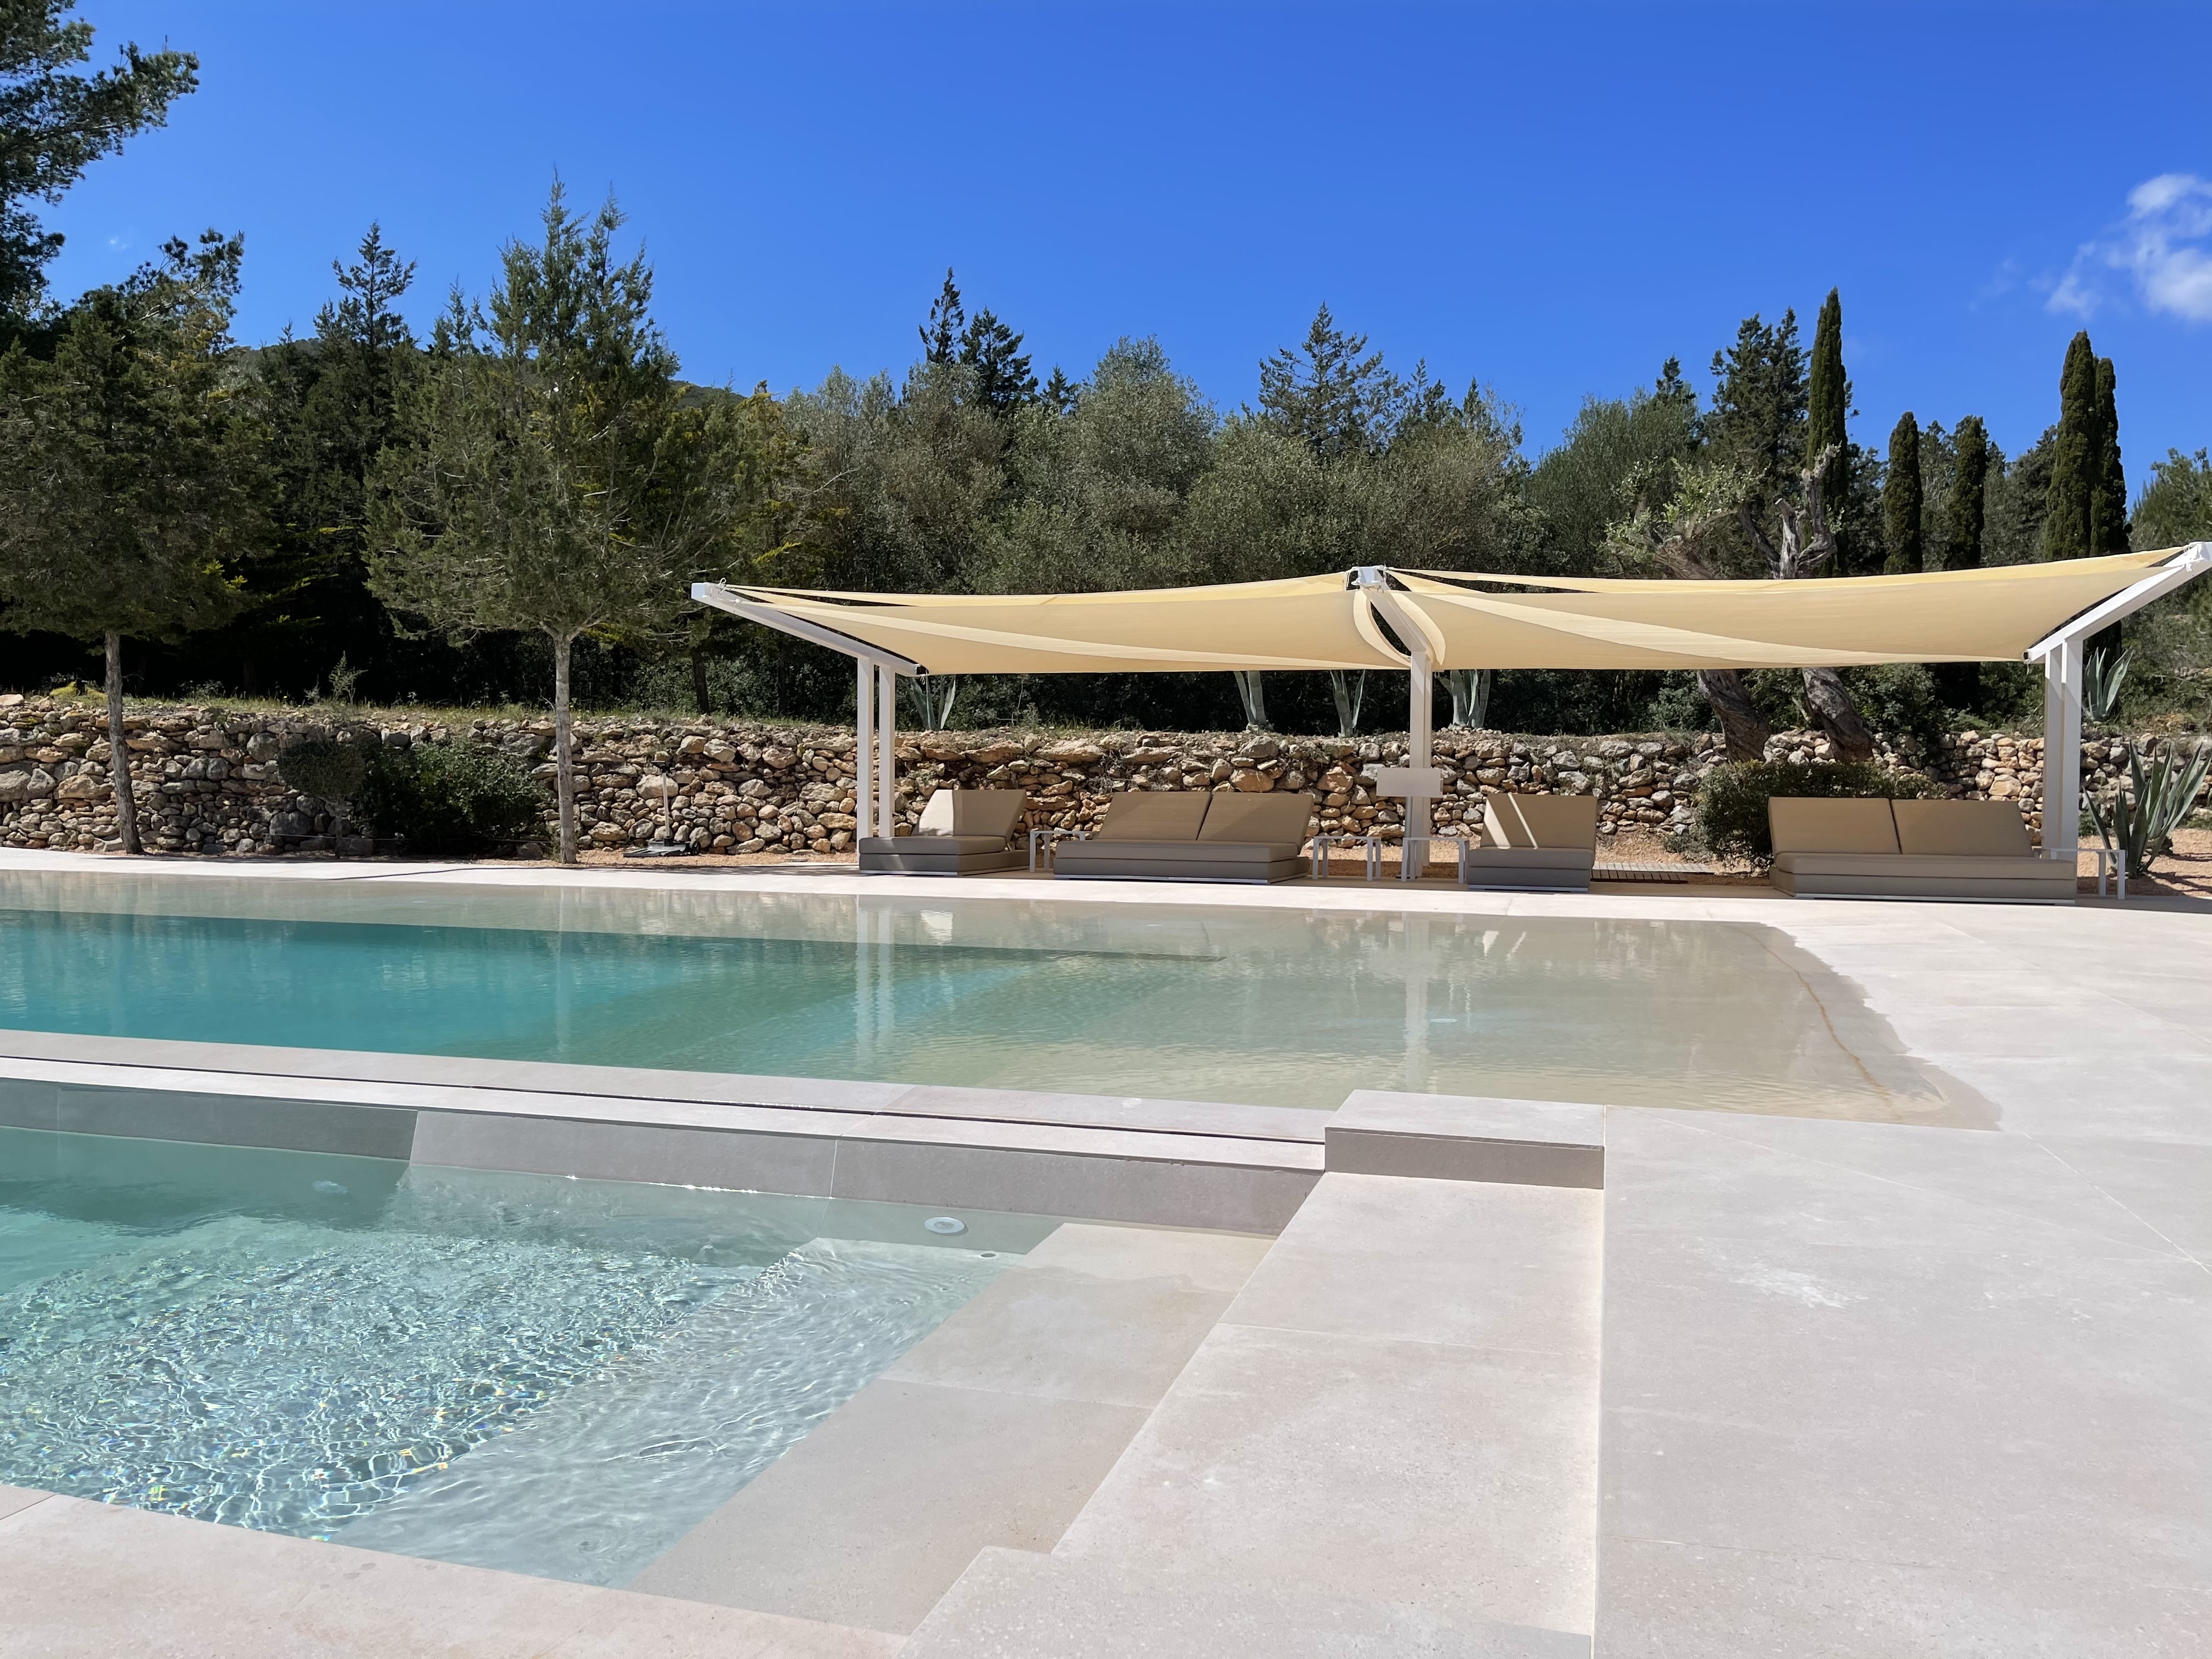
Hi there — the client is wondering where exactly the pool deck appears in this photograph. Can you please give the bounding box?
[0,848,2207,1657]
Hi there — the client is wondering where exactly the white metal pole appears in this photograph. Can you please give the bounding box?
[855,660,874,842]
[2055,639,2084,863]
[1404,647,1432,879]
[877,667,897,838]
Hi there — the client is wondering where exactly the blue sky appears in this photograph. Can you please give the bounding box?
[35,2,2212,473]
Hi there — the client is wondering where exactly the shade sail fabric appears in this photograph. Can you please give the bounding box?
[1392,550,2178,669]
[698,549,2185,675]
[698,572,1405,674]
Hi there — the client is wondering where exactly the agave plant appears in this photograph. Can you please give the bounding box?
[2084,739,2212,876]
[1327,669,1366,737]
[2083,647,2132,725]
[1445,667,1493,730]
[901,674,960,730]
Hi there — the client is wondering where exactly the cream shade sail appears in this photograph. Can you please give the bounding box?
[698,571,1404,674]
[698,548,2187,675]
[1392,550,2179,669]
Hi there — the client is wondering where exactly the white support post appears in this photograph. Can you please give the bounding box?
[855,660,875,843]
[2041,638,2084,862]
[1404,647,1432,879]
[877,666,898,839]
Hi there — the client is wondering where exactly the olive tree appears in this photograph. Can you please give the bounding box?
[369,185,763,862]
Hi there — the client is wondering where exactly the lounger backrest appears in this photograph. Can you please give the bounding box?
[915,788,1028,839]
[1195,791,1314,848]
[1891,798,2033,857]
[1093,791,1211,842]
[1768,797,1900,855]
[1482,789,1599,850]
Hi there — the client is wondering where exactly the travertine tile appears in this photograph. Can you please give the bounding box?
[627,1380,1148,1633]
[0,1493,896,1658]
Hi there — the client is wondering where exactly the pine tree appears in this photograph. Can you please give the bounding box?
[0,232,264,851]
[1882,411,1922,574]
[1652,355,1696,417]
[0,2,200,321]
[1259,303,1399,460]
[919,269,963,365]
[1945,415,1987,570]
[2089,354,2127,552]
[1705,309,1807,503]
[1806,288,1849,541]
[2043,331,2098,560]
[959,306,1036,415]
[1043,364,1077,415]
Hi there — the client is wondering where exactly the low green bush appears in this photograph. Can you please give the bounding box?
[357,741,546,856]
[1695,759,1940,865]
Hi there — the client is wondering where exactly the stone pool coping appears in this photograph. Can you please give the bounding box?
[2,847,2208,1655]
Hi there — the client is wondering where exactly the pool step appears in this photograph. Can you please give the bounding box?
[625,1223,1273,1634]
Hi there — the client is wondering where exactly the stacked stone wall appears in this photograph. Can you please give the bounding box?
[0,691,2179,858]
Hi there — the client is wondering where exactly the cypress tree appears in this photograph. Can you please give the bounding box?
[1806,288,1849,545]
[1936,415,1989,708]
[2089,355,2127,552]
[1882,413,1922,573]
[1945,415,1987,570]
[2043,331,2097,560]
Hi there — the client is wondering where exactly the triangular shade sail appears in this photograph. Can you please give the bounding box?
[698,549,2186,676]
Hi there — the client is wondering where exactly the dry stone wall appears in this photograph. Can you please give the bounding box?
[0,691,2161,857]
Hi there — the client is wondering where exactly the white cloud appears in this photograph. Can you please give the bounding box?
[2050,173,2212,323]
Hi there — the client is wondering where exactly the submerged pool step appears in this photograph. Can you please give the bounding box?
[0,1034,1324,1233]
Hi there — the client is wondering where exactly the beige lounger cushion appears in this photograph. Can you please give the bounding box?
[1768,797,1900,855]
[1053,842,1303,882]
[1460,845,1597,871]
[1195,791,1314,852]
[1481,789,1599,850]
[1772,852,2066,880]
[1889,798,2033,857]
[857,834,1013,856]
[914,788,1028,840]
[1058,839,1288,868]
[1093,791,1210,841]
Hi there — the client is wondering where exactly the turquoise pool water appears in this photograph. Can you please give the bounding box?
[0,1125,1046,1584]
[0,871,1969,1118]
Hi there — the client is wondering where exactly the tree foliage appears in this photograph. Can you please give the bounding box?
[0,230,262,848]
[368,183,788,860]
[1882,411,1922,574]
[0,0,197,320]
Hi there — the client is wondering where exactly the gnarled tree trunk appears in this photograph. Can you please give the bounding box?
[1800,666,1875,761]
[1697,668,1772,763]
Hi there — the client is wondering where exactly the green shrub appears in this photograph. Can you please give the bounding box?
[1848,663,1948,753]
[275,738,369,809]
[1696,759,1940,865]
[357,741,546,856]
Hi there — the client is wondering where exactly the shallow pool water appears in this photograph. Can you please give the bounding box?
[0,872,1977,1120]
[0,1126,1044,1584]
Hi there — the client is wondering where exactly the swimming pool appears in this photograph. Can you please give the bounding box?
[0,1124,1051,1584]
[0,870,1974,1120]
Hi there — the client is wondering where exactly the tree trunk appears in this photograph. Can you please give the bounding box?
[1800,667,1876,762]
[1696,668,1771,763]
[690,644,710,716]
[552,633,578,864]
[103,631,140,855]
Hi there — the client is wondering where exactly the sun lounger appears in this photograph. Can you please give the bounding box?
[857,788,1028,875]
[1456,789,1598,891]
[1052,790,1315,884]
[1767,797,2075,902]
